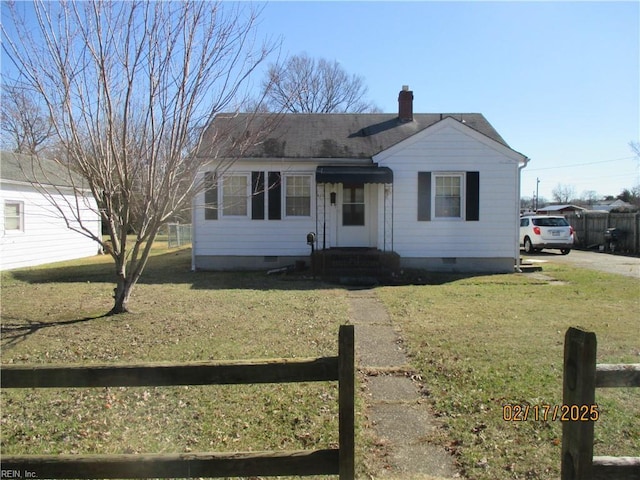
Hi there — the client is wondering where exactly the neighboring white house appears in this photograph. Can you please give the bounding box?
[1,151,101,271]
[192,87,529,273]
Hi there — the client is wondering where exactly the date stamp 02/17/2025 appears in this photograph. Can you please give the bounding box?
[502,404,600,422]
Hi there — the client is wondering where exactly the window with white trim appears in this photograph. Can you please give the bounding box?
[285,175,311,217]
[418,171,479,222]
[434,174,463,218]
[4,201,24,231]
[222,175,248,216]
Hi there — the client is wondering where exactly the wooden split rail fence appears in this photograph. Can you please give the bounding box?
[0,325,355,479]
[562,327,640,480]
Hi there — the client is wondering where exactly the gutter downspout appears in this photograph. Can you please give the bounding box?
[515,157,530,272]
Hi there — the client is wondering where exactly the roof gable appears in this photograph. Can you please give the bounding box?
[373,116,528,165]
[197,112,515,161]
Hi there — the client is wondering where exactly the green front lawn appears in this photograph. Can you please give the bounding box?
[376,265,639,479]
[2,246,638,479]
[1,247,362,478]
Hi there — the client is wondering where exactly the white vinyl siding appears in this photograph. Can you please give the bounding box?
[375,118,523,259]
[193,163,317,260]
[0,185,100,270]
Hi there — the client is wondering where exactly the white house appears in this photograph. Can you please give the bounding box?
[1,151,101,271]
[192,87,529,274]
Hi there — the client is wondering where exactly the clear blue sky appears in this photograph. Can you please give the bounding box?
[255,1,639,202]
[3,1,638,202]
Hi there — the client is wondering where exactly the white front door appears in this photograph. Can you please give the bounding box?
[337,183,377,247]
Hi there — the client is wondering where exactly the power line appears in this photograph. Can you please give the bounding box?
[526,156,637,171]
[525,171,639,182]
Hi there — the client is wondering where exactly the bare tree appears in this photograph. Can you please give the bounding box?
[0,83,54,154]
[261,53,379,113]
[552,183,577,204]
[2,0,276,315]
[581,190,599,207]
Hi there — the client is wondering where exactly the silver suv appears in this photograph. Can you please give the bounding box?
[520,215,574,255]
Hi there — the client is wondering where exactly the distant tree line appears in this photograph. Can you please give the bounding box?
[521,184,640,212]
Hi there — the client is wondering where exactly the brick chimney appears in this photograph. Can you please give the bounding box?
[398,85,413,122]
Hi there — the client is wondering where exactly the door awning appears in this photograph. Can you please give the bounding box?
[315,165,393,184]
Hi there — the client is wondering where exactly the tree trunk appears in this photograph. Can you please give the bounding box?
[109,276,134,316]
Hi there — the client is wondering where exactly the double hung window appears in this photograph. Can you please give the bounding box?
[285,175,311,217]
[4,201,23,231]
[222,175,248,216]
[434,174,462,218]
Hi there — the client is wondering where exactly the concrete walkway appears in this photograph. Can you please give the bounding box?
[348,288,459,479]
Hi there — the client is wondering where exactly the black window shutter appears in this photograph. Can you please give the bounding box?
[466,171,480,221]
[268,172,282,220]
[417,172,431,221]
[204,172,218,220]
[251,172,265,220]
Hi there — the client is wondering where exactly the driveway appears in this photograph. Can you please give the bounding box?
[521,249,640,279]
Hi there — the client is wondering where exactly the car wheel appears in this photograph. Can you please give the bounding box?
[524,237,534,254]
[560,249,570,255]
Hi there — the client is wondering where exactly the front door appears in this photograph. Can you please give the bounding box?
[337,183,376,247]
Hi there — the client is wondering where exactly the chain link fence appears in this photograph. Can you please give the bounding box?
[167,223,192,248]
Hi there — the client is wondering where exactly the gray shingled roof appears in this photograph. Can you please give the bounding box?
[197,113,511,160]
[1,151,85,187]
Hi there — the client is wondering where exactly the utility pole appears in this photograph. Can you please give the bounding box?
[535,177,540,211]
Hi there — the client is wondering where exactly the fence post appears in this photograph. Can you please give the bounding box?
[338,324,355,480]
[561,327,597,480]
[633,212,640,253]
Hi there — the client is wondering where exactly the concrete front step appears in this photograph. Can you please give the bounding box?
[312,249,400,280]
